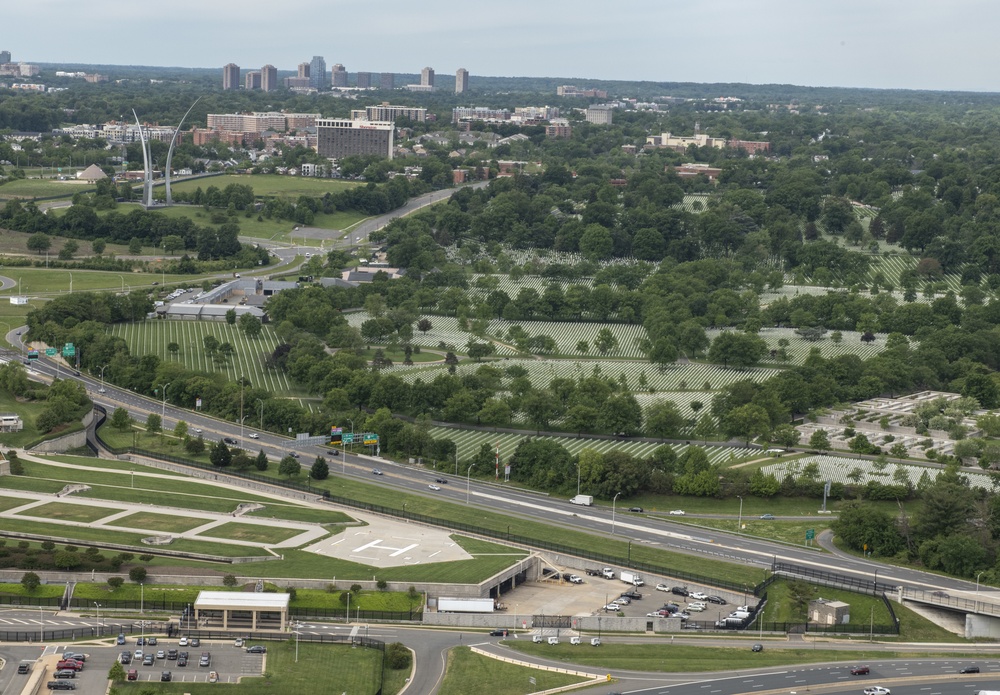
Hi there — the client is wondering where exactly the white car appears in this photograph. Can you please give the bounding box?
[690,591,708,600]
[669,509,686,515]
[604,603,621,612]
[194,428,202,434]
[568,575,583,584]
[864,688,891,695]
[178,637,188,647]
[616,596,630,605]
[428,484,441,491]
[98,387,106,394]
[687,602,706,612]
[248,433,259,439]
[570,636,581,645]
[655,583,670,592]
[234,638,243,647]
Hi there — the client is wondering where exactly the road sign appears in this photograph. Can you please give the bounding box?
[363,434,379,446]
[330,426,343,444]
[806,529,815,540]
[27,350,39,361]
[45,348,57,356]
[62,342,75,358]
[342,432,354,444]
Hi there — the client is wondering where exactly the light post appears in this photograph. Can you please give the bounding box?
[160,381,171,419]
[466,464,475,504]
[612,492,621,535]
[976,571,985,612]
[256,398,265,432]
[294,622,301,663]
[239,376,245,445]
[576,460,581,496]
[873,569,878,597]
[98,364,109,393]
[140,582,144,614]
[347,418,354,453]
[68,272,73,294]
[346,592,351,625]
[118,275,125,293]
[94,602,101,633]
[39,606,43,642]
[737,495,743,534]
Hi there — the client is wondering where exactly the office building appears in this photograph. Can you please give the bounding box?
[585,105,613,125]
[245,71,261,90]
[356,71,372,89]
[557,85,608,98]
[207,112,320,132]
[331,64,348,88]
[455,67,469,94]
[546,118,572,138]
[645,131,726,151]
[309,56,326,89]
[452,107,508,123]
[316,119,394,159]
[420,66,435,88]
[222,63,240,90]
[284,76,310,89]
[360,103,426,123]
[0,51,10,65]
[297,62,310,79]
[261,65,278,92]
[379,72,394,90]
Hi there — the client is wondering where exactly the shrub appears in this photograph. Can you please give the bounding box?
[325,583,337,594]
[20,571,40,592]
[376,579,388,591]
[385,642,411,670]
[17,541,29,550]
[286,586,297,600]
[350,583,362,595]
[128,566,147,583]
[118,553,134,562]
[41,541,55,551]
[107,577,124,590]
[222,574,238,587]
[139,554,153,562]
[64,544,77,552]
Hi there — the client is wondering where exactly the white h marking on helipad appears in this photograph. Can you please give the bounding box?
[354,539,419,557]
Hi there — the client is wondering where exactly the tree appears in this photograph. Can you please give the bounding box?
[27,233,51,254]
[278,455,300,478]
[385,642,412,670]
[108,661,126,683]
[255,449,269,471]
[708,331,768,370]
[808,429,831,451]
[145,412,161,436]
[20,571,40,592]
[311,456,329,480]
[771,424,801,448]
[645,401,685,439]
[128,237,142,254]
[210,440,232,467]
[239,312,263,338]
[111,406,132,432]
[92,238,106,255]
[223,574,239,587]
[417,318,433,334]
[721,404,771,445]
[833,501,904,556]
[129,566,147,583]
[173,420,188,439]
[576,340,589,355]
[166,342,180,359]
[594,328,619,355]
[107,576,124,590]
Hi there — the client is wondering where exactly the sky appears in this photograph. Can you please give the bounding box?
[6,0,1000,92]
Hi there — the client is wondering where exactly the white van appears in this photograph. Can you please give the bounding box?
[547,636,559,645]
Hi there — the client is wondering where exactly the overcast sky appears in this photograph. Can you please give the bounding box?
[6,0,997,92]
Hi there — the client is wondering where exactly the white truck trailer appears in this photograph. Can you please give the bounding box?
[437,597,495,613]
[569,495,594,506]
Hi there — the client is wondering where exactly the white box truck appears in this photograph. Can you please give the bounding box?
[437,597,495,613]
[569,495,594,506]
[620,571,644,586]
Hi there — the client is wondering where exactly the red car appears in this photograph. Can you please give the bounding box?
[851,666,870,675]
[55,660,83,672]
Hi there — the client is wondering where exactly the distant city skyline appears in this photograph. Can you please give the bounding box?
[5,0,1000,92]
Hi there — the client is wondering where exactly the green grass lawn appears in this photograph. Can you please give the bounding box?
[504,641,977,672]
[102,640,396,695]
[14,501,121,523]
[290,588,422,612]
[110,512,209,534]
[0,389,84,449]
[438,646,586,695]
[197,521,304,545]
[72,582,236,603]
[37,454,188,476]
[0,494,30,512]
[761,578,964,643]
[244,505,352,525]
[374,347,443,364]
[167,174,362,198]
[674,517,833,548]
[0,178,89,199]
[2,265,199,297]
[0,582,66,599]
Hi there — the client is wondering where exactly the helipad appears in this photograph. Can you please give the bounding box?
[303,517,473,568]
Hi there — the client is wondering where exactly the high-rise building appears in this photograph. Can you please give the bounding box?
[316,119,394,159]
[379,72,394,90]
[356,72,372,89]
[455,68,469,94]
[222,63,240,90]
[309,56,327,89]
[245,71,261,90]
[420,66,435,88]
[364,103,427,123]
[331,64,348,88]
[261,65,278,92]
[0,50,12,64]
[298,62,310,79]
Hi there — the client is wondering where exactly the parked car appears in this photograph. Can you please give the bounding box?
[119,652,131,664]
[616,596,631,605]
[190,638,201,647]
[591,637,602,646]
[960,666,980,674]
[621,590,642,600]
[246,645,267,654]
[570,636,582,645]
[55,661,82,672]
[161,671,172,682]
[177,655,188,667]
[234,638,244,648]
[178,637,189,647]
[669,510,686,515]
[142,655,154,666]
[127,670,138,681]
[690,591,708,600]
[851,666,870,675]
[547,636,559,645]
[604,603,621,611]
[752,643,764,652]
[147,638,157,646]
[156,650,165,659]
[532,635,543,643]
[199,652,211,667]
[133,650,144,660]
[52,670,76,679]
[117,633,126,645]
[671,586,689,596]
[46,682,76,691]
[167,649,178,660]
[208,671,219,683]
[656,583,670,592]
[706,595,728,604]
[687,602,706,612]
[568,575,583,584]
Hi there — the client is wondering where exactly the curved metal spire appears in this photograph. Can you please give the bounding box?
[165,97,201,206]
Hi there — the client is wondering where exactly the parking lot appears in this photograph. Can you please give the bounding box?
[501,568,754,627]
[1,636,265,690]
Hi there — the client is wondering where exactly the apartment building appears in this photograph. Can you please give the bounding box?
[222,63,240,90]
[315,119,394,159]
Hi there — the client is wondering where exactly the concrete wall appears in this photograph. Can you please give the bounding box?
[965,613,1000,639]
[422,611,683,633]
[30,428,87,453]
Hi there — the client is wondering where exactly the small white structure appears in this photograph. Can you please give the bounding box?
[193,590,289,630]
[9,296,28,306]
[0,413,23,432]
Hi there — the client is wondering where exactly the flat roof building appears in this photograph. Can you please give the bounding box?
[332,63,348,88]
[245,71,261,90]
[455,68,469,94]
[261,65,278,92]
[194,591,289,631]
[309,56,326,89]
[420,66,435,88]
[222,63,240,91]
[316,119,394,160]
[379,72,395,90]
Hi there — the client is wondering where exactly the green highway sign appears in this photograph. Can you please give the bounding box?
[62,342,75,357]
[805,529,815,540]
[45,348,57,356]
[342,432,354,444]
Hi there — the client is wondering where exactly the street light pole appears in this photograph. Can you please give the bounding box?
[160,382,171,419]
[737,495,743,534]
[94,602,101,633]
[976,571,985,612]
[140,582,144,614]
[99,364,109,393]
[467,464,475,504]
[576,461,581,496]
[612,492,621,535]
[256,398,264,432]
